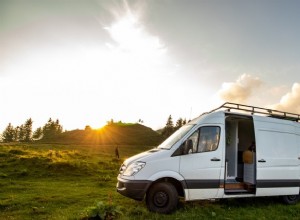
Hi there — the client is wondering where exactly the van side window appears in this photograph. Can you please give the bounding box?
[198,126,220,153]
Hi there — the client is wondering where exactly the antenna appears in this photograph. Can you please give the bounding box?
[189,107,192,122]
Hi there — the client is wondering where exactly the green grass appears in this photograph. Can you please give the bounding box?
[1,143,300,219]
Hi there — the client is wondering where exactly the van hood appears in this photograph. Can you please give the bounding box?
[124,148,164,166]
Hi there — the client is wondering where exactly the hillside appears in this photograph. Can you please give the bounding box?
[1,144,298,219]
[48,123,163,146]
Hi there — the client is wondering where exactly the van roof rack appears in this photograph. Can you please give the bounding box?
[204,102,300,122]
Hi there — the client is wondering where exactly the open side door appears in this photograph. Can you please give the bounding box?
[254,116,299,196]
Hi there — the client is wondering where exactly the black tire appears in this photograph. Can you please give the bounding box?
[146,182,178,214]
[282,194,300,205]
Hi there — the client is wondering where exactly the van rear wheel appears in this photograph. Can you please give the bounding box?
[146,182,178,214]
[282,194,300,205]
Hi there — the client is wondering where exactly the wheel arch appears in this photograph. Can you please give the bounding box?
[147,176,186,198]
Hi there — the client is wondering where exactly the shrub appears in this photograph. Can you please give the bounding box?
[98,175,111,182]
[0,153,8,157]
[9,149,26,155]
[82,201,122,220]
[19,169,29,176]
[128,206,148,216]
[0,172,8,178]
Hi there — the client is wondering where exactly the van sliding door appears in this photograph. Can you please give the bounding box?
[254,116,299,196]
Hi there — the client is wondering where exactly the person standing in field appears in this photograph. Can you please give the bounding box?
[115,146,119,159]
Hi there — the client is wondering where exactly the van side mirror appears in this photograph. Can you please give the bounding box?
[183,139,193,155]
[171,139,193,157]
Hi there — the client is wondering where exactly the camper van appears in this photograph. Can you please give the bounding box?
[116,103,300,213]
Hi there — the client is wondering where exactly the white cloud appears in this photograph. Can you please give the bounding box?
[103,8,167,80]
[217,75,300,115]
[105,11,165,54]
[218,74,263,103]
[271,82,300,114]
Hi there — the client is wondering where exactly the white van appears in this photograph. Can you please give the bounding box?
[116,103,300,213]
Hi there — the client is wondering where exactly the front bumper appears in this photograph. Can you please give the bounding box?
[116,177,152,201]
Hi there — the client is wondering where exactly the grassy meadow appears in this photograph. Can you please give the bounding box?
[1,143,300,220]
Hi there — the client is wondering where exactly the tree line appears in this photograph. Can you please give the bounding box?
[161,115,188,138]
[1,118,63,142]
[1,115,187,143]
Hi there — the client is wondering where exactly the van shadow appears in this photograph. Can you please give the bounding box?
[177,196,283,210]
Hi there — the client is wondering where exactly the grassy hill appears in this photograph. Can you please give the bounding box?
[0,143,152,219]
[1,143,300,219]
[42,123,163,146]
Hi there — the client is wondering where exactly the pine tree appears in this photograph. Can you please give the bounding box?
[54,119,63,135]
[33,127,43,140]
[42,118,55,139]
[175,118,183,131]
[13,126,20,142]
[2,123,15,142]
[23,118,33,142]
[42,118,63,140]
[162,115,174,138]
[18,125,25,142]
[166,115,174,128]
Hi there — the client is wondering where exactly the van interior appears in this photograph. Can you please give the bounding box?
[225,114,256,194]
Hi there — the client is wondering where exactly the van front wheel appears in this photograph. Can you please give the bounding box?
[282,194,300,205]
[146,182,178,214]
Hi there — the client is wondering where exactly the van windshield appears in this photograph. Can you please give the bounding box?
[157,124,195,150]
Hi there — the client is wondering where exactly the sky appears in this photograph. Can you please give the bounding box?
[1,0,300,132]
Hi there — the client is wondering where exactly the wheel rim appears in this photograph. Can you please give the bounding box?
[153,191,168,207]
[287,195,298,201]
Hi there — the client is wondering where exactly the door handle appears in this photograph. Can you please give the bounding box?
[211,157,221,161]
[258,159,266,163]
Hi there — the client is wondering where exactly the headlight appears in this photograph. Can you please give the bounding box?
[123,161,146,176]
[119,164,127,174]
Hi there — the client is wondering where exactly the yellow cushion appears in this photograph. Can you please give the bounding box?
[243,150,253,164]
